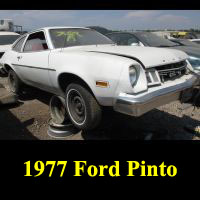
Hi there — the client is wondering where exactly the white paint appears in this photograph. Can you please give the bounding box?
[1,27,194,108]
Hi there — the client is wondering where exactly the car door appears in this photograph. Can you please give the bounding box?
[9,35,27,78]
[17,31,52,91]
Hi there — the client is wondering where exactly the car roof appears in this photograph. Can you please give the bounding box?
[26,27,91,35]
[41,26,90,31]
[0,31,20,36]
[106,31,148,35]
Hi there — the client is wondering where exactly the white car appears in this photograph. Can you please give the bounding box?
[1,27,198,130]
[0,31,20,73]
[190,39,200,45]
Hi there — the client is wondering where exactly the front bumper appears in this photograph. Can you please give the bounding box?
[114,75,198,117]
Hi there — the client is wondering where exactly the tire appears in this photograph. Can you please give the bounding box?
[65,83,102,130]
[7,69,23,95]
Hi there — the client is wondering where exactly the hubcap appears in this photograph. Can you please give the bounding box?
[67,89,86,125]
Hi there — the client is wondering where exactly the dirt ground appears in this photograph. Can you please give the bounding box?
[0,76,200,140]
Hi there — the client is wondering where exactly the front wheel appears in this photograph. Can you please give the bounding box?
[65,83,102,130]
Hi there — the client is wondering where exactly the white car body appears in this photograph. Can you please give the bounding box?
[0,44,12,52]
[190,39,200,45]
[1,27,198,117]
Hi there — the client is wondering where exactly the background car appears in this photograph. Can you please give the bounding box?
[106,31,200,72]
[190,39,200,45]
[168,39,200,71]
[151,31,175,39]
[171,32,198,39]
[0,31,20,74]
[0,31,20,57]
[169,38,200,48]
[86,26,111,35]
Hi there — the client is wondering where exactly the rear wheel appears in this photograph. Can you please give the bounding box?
[65,83,102,130]
[8,69,23,95]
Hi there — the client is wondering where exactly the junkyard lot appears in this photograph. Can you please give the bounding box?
[0,76,200,140]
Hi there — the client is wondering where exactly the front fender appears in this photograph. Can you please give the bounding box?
[48,51,139,106]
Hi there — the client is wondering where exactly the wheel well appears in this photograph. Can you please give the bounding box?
[4,64,12,74]
[58,73,95,97]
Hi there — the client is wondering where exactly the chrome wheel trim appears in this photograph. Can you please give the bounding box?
[66,89,87,126]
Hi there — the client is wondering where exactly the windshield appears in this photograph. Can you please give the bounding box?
[0,35,20,45]
[135,32,178,47]
[49,28,114,48]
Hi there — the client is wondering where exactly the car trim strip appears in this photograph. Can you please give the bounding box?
[12,63,56,71]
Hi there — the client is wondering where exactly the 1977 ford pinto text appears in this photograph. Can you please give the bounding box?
[0,27,198,130]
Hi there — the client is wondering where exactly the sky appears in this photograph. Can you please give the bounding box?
[0,10,200,31]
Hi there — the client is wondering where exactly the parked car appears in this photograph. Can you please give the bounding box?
[168,39,200,71]
[86,26,111,35]
[0,31,20,74]
[190,39,200,45]
[106,31,200,72]
[151,31,175,40]
[0,27,197,130]
[171,32,198,39]
[169,38,200,48]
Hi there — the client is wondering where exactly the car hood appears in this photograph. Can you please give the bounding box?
[70,45,188,68]
[167,46,200,58]
[0,45,12,53]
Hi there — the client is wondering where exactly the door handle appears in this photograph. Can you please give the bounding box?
[17,56,22,60]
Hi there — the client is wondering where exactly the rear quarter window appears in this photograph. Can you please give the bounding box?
[12,36,26,52]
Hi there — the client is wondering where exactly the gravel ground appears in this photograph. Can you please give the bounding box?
[0,76,200,140]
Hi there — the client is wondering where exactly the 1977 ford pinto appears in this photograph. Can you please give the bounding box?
[0,27,198,130]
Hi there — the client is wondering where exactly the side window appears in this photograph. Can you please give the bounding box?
[107,34,121,45]
[23,31,48,52]
[12,36,26,52]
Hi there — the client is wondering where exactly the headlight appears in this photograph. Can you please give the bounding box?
[188,56,200,70]
[129,66,139,87]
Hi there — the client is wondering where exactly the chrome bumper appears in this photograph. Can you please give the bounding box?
[114,75,198,117]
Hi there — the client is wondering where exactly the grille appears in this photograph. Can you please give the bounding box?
[155,61,187,82]
[0,52,4,59]
[146,70,160,86]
